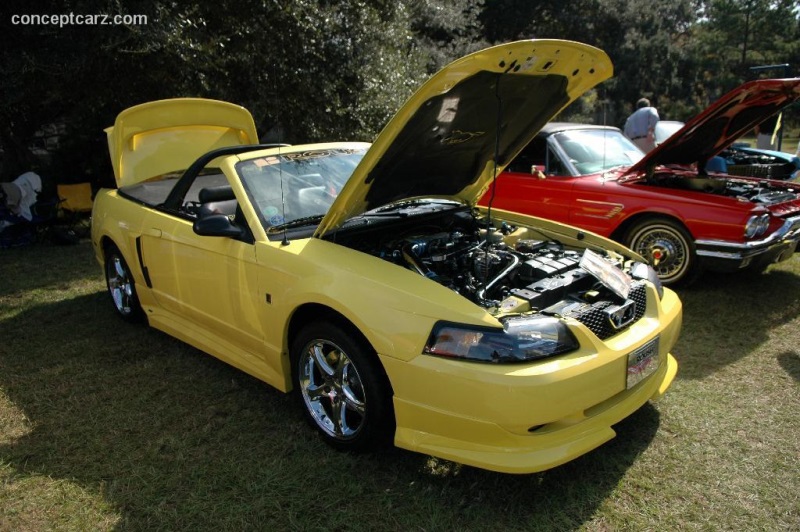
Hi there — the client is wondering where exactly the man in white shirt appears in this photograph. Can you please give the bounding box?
[624,98,660,152]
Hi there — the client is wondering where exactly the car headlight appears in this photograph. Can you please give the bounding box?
[630,261,664,299]
[424,316,579,363]
[744,214,770,238]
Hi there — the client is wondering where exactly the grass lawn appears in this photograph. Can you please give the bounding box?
[780,135,799,154]
[1,241,799,530]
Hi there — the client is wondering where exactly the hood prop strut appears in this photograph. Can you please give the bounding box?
[483,72,504,280]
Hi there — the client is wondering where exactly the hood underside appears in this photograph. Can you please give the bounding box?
[315,39,613,237]
[626,78,800,176]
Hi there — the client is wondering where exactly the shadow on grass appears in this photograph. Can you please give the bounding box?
[777,351,800,382]
[671,266,800,380]
[0,292,660,530]
[0,240,98,297]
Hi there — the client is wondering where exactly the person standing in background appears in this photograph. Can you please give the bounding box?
[754,114,780,150]
[624,97,660,152]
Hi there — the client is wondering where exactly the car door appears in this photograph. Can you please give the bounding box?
[567,177,628,236]
[487,136,577,223]
[139,171,266,359]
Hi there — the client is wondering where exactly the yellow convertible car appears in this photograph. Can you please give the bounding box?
[92,40,681,474]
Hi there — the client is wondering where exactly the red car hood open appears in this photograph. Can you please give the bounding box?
[624,78,800,177]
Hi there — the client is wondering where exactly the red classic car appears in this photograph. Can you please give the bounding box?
[481,79,800,285]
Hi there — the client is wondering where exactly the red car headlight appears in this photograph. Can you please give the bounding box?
[744,214,770,238]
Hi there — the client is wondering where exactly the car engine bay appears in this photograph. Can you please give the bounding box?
[332,205,649,339]
[722,146,799,181]
[649,171,799,205]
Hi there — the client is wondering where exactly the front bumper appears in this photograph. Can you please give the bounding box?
[695,215,800,272]
[382,285,682,474]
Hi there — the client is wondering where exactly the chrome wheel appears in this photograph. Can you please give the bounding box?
[626,219,695,285]
[298,338,367,440]
[108,256,134,314]
[291,321,394,451]
[104,247,143,321]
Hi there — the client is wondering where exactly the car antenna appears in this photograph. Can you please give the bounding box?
[273,63,290,247]
[278,145,289,246]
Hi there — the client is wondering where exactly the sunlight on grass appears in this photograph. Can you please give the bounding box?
[0,466,121,531]
[424,457,464,477]
[0,394,32,444]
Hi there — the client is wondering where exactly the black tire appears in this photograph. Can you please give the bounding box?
[104,245,144,322]
[624,217,700,286]
[290,321,394,452]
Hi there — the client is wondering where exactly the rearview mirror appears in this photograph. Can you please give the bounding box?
[193,214,245,238]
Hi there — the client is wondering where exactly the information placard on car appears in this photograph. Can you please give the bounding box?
[626,336,660,389]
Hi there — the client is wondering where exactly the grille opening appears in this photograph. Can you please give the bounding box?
[564,282,647,340]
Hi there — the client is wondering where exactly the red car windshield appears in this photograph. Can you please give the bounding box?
[553,129,644,175]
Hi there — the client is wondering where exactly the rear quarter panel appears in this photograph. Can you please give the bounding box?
[91,189,150,283]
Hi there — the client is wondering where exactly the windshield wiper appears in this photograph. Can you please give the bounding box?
[373,199,425,213]
[372,199,461,215]
[601,164,627,175]
[268,214,325,231]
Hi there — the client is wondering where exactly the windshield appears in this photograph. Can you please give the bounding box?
[654,121,684,147]
[552,129,644,175]
[236,148,366,229]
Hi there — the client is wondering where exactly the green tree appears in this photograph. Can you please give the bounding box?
[697,0,799,73]
[408,0,488,72]
[3,0,800,185]
[693,0,800,132]
[479,0,700,125]
[0,0,428,181]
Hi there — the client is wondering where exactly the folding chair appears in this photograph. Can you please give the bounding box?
[57,183,93,236]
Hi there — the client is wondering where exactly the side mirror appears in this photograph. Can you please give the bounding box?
[193,214,245,238]
[531,165,547,179]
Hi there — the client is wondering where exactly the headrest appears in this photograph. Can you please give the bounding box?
[198,185,235,204]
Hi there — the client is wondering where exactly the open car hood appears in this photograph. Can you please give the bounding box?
[314,39,613,237]
[625,78,800,177]
[106,98,258,188]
